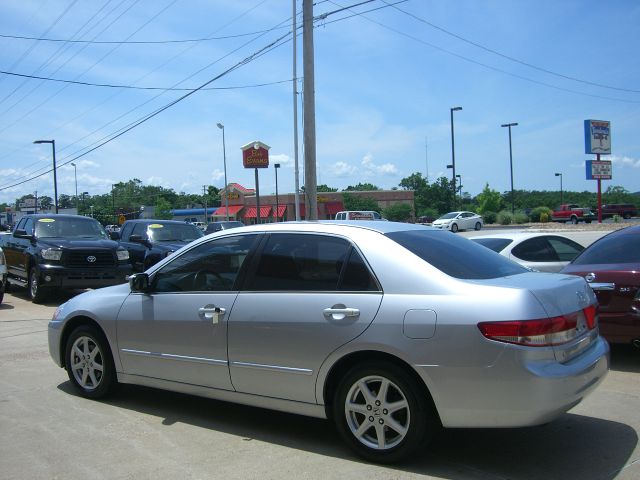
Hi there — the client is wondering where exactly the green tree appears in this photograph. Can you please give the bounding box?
[317,184,338,192]
[383,203,412,222]
[155,197,173,219]
[422,176,455,214]
[476,184,502,214]
[342,193,380,212]
[343,182,380,191]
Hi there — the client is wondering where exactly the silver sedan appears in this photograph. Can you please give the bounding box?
[48,221,608,463]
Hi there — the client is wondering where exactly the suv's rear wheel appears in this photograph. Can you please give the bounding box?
[333,362,439,463]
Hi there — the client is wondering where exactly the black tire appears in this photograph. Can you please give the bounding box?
[623,213,631,219]
[65,324,117,399]
[28,267,47,303]
[333,362,439,463]
[450,223,459,233]
[474,222,482,231]
[0,282,4,304]
[570,216,578,225]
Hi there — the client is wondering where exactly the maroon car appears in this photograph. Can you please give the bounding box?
[560,225,640,346]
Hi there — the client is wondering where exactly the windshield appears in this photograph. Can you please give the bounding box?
[147,223,204,242]
[35,217,108,239]
[571,230,639,265]
[438,212,458,220]
[386,230,526,279]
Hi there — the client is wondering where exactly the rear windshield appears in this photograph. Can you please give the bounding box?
[470,237,513,253]
[571,231,639,265]
[386,230,526,279]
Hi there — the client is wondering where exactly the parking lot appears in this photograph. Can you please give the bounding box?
[1,282,638,479]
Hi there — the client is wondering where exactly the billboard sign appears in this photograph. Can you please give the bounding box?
[584,119,611,155]
[586,160,612,180]
[241,141,270,169]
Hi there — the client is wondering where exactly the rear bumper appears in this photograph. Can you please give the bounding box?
[37,263,132,289]
[422,336,610,428]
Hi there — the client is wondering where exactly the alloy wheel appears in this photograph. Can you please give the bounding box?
[70,336,104,391]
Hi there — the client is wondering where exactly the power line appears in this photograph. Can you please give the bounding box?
[0,70,291,91]
[381,1,640,94]
[326,0,640,104]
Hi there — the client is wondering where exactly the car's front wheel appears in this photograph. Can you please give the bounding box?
[28,267,47,303]
[65,325,117,399]
[475,222,482,231]
[333,362,439,463]
[450,223,459,233]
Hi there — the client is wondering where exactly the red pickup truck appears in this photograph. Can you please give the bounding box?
[551,204,596,224]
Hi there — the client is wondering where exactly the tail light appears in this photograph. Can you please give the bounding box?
[478,306,597,347]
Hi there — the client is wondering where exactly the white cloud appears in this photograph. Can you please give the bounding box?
[611,155,640,169]
[332,161,358,176]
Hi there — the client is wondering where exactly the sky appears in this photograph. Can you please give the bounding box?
[0,0,639,206]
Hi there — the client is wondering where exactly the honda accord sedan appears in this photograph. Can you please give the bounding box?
[48,221,609,463]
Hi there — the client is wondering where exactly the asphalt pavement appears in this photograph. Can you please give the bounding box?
[0,286,638,480]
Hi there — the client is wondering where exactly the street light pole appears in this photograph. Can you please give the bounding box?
[555,172,563,205]
[456,174,462,205]
[71,162,78,213]
[274,163,281,222]
[449,107,462,210]
[501,122,518,214]
[33,139,58,213]
[216,123,230,221]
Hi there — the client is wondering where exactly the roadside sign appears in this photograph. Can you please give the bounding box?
[584,120,611,155]
[586,160,612,180]
[118,214,126,225]
[241,141,270,169]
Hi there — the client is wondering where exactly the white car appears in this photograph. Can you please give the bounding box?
[470,232,585,273]
[432,211,483,232]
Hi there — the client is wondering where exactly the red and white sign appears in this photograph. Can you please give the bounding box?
[241,141,270,169]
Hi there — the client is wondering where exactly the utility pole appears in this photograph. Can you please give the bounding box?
[293,0,301,221]
[34,191,38,214]
[303,0,317,220]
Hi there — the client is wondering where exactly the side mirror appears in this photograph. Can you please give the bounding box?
[129,273,150,293]
[109,231,120,240]
[129,234,151,248]
[14,229,34,240]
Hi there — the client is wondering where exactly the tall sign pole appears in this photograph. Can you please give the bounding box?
[303,0,317,220]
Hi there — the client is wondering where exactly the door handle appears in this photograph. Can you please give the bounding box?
[198,304,226,324]
[588,282,615,291]
[323,306,360,321]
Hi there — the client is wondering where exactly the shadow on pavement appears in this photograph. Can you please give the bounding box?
[57,381,637,480]
[609,344,640,373]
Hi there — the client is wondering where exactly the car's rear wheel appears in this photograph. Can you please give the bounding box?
[450,223,458,233]
[65,325,117,399]
[28,267,47,303]
[474,222,482,231]
[333,362,438,463]
[570,216,578,224]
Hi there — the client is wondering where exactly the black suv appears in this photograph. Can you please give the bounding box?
[117,219,204,271]
[0,214,132,302]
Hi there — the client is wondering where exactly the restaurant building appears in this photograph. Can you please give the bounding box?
[171,183,415,224]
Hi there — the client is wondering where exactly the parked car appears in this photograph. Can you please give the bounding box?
[48,221,608,463]
[560,225,640,346]
[205,221,245,234]
[432,211,483,232]
[0,214,132,302]
[335,211,384,220]
[598,203,638,220]
[191,221,206,231]
[105,224,121,234]
[470,233,585,272]
[0,246,7,304]
[117,219,204,272]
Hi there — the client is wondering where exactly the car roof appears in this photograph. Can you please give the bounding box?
[24,214,96,220]
[469,232,574,241]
